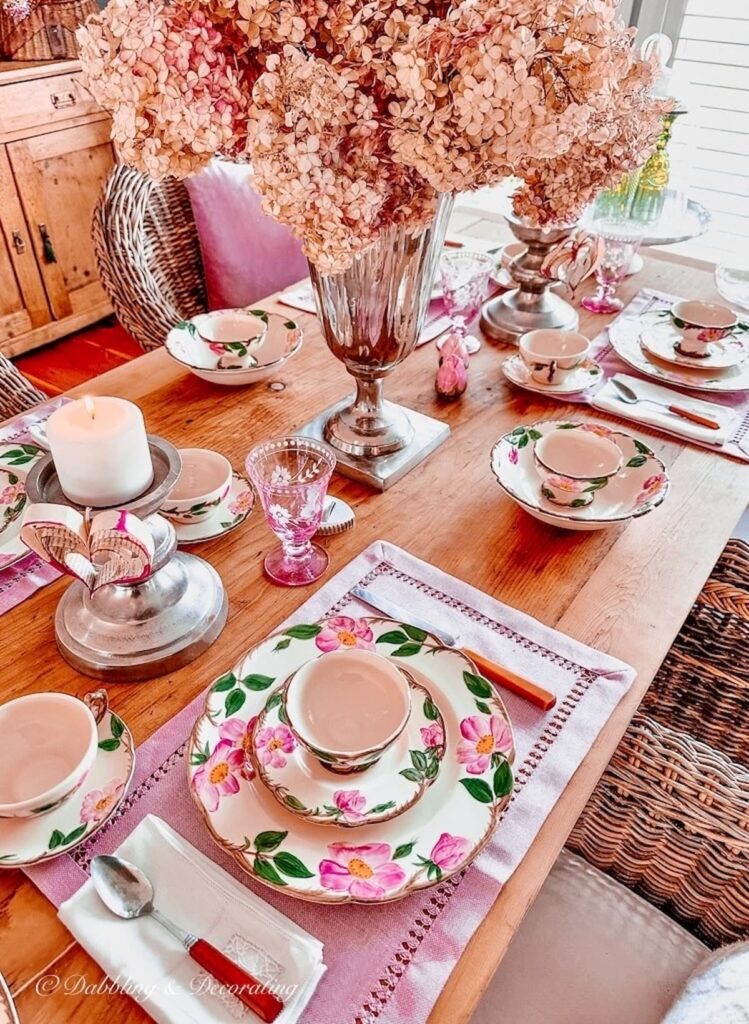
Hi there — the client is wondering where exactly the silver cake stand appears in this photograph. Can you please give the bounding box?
[26,436,228,682]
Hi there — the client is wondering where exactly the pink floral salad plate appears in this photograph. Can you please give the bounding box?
[491,420,669,532]
[166,310,303,387]
[188,615,516,904]
[501,353,603,396]
[172,472,255,546]
[608,314,749,393]
[0,697,134,868]
[250,672,446,828]
[0,441,45,571]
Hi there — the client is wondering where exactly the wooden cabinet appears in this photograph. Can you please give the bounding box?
[0,59,114,357]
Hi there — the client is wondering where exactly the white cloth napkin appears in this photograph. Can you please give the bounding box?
[592,373,741,446]
[278,280,451,346]
[59,815,325,1024]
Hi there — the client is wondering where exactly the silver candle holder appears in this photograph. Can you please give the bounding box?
[26,436,228,682]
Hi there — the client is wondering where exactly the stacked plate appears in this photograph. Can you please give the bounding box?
[166,309,303,386]
[491,419,670,531]
[608,309,749,393]
[0,440,46,571]
[187,616,516,904]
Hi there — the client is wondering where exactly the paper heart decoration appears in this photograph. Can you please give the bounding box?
[21,503,154,592]
[540,231,604,299]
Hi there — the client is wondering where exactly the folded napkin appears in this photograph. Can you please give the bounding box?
[591,373,742,447]
[59,815,325,1024]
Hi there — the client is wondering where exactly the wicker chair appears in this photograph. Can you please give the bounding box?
[0,353,46,420]
[92,164,207,353]
[568,537,749,948]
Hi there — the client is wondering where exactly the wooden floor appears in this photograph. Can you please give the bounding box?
[14,316,140,395]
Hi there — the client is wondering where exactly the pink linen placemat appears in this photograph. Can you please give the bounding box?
[0,397,68,615]
[570,288,749,462]
[26,540,635,1024]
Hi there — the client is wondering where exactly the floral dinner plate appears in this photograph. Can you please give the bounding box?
[608,315,749,393]
[0,441,44,571]
[251,672,446,827]
[173,472,255,546]
[490,420,669,531]
[188,615,515,904]
[0,700,135,868]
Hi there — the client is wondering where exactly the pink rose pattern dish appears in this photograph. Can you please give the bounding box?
[248,671,447,827]
[188,616,515,903]
[0,442,44,568]
[0,706,135,868]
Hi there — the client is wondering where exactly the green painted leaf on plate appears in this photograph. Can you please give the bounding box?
[394,841,416,859]
[63,824,88,846]
[224,688,246,716]
[369,801,396,815]
[626,455,647,468]
[390,642,421,657]
[97,738,120,752]
[376,630,409,646]
[493,760,514,798]
[273,851,315,879]
[403,624,427,642]
[242,673,275,691]
[459,778,494,804]
[474,700,491,715]
[284,624,322,640]
[283,794,306,811]
[273,637,292,652]
[48,830,65,850]
[254,830,287,853]
[213,672,236,692]
[423,696,439,721]
[463,671,492,699]
[253,857,287,886]
[399,768,421,783]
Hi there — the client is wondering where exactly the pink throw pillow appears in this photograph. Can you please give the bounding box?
[184,160,309,310]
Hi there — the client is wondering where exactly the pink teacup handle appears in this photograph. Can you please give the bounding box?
[83,688,109,724]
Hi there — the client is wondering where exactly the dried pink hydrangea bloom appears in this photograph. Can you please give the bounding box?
[77,0,670,272]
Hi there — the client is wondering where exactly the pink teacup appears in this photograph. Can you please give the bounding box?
[0,691,103,817]
[534,426,623,508]
[284,649,411,773]
[669,300,738,357]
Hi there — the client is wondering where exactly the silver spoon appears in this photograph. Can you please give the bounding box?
[91,854,283,1022]
[610,378,721,431]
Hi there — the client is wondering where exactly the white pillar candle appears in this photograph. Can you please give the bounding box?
[46,397,154,507]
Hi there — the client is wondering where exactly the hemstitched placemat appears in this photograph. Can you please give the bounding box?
[26,540,636,1024]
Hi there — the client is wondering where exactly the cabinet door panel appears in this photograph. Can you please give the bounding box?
[0,145,50,344]
[8,122,114,320]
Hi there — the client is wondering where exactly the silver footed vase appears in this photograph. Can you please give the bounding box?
[309,193,454,458]
[480,212,580,345]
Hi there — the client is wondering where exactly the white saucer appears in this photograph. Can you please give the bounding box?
[640,316,747,370]
[252,673,446,827]
[502,354,603,395]
[172,472,254,545]
[0,702,135,868]
[490,420,669,531]
[166,310,303,386]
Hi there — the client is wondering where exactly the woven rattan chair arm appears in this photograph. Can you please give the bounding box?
[0,352,46,420]
[568,711,749,945]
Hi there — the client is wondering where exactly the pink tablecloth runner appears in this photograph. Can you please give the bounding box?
[26,540,636,1024]
[0,397,68,615]
[572,288,749,462]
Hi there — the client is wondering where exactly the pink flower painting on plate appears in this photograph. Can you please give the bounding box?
[79,778,125,824]
[219,715,258,781]
[228,490,254,516]
[333,789,367,824]
[315,616,375,653]
[254,724,296,769]
[457,714,513,775]
[430,832,472,872]
[319,842,406,900]
[420,723,444,749]
[192,739,246,812]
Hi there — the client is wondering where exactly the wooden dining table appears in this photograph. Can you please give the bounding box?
[1,245,748,1024]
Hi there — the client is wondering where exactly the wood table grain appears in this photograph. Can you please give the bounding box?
[2,250,748,1024]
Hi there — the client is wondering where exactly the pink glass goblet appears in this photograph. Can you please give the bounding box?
[438,251,495,354]
[581,220,643,315]
[246,436,335,587]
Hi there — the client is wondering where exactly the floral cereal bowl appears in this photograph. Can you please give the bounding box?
[491,420,669,531]
[166,311,302,386]
[188,615,515,904]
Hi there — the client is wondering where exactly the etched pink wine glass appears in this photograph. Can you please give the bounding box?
[438,251,495,355]
[246,436,335,587]
[581,218,643,315]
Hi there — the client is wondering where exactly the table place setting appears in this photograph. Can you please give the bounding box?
[500,288,749,463]
[22,540,637,1024]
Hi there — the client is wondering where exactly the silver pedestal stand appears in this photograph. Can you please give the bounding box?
[480,214,580,345]
[26,436,228,682]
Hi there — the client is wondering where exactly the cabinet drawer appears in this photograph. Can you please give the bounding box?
[0,72,101,137]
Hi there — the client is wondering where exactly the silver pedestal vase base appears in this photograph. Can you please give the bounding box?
[323,383,414,458]
[297,397,449,491]
[480,213,580,345]
[26,435,228,681]
[480,287,580,345]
